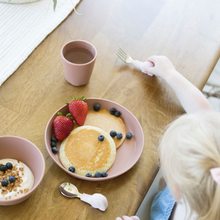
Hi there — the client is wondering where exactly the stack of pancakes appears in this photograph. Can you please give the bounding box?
[59,109,126,176]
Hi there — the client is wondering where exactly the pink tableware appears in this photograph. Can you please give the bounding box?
[0,136,45,206]
[61,40,97,86]
[45,98,144,181]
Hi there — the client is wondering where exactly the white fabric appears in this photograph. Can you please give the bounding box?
[0,0,81,86]
[0,0,40,3]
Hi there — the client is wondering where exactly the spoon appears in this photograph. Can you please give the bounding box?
[59,182,108,211]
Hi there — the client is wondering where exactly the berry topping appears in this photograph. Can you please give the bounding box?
[86,173,92,177]
[1,179,8,187]
[53,112,74,141]
[0,165,7,172]
[95,172,102,178]
[9,176,16,183]
[52,147,59,154]
[115,111,121,117]
[50,142,56,147]
[98,135,105,141]
[6,162,13,170]
[68,166,75,173]
[110,130,117,137]
[93,104,101,111]
[51,136,57,142]
[68,96,88,126]
[126,132,133,139]
[110,108,116,115]
[116,132,123,140]
[101,171,108,177]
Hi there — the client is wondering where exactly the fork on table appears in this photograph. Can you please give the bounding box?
[116,48,154,76]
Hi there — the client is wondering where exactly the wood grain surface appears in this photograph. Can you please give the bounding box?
[0,0,220,219]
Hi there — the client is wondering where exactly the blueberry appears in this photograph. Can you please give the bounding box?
[9,176,16,183]
[52,147,59,154]
[98,135,105,141]
[1,179,8,187]
[6,162,13,170]
[101,171,108,177]
[93,104,101,111]
[0,165,7,172]
[110,130,117,137]
[114,111,121,117]
[116,132,123,140]
[126,132,133,139]
[110,108,116,115]
[95,172,102,178]
[50,141,56,147]
[86,173,92,177]
[51,136,57,142]
[68,166,75,173]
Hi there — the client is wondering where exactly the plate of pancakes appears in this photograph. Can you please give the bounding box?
[45,98,144,181]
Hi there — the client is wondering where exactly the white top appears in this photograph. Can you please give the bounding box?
[170,199,198,220]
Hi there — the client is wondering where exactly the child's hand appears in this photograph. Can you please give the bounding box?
[116,216,140,220]
[145,55,175,79]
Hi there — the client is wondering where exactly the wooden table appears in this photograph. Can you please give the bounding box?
[0,0,220,219]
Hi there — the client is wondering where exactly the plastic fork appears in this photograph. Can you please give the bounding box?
[116,48,154,76]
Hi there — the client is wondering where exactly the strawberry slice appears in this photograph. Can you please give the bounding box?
[68,96,88,126]
[53,113,74,141]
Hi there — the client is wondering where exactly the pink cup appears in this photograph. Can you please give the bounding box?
[61,40,97,86]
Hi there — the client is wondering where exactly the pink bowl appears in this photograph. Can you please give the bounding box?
[45,98,144,181]
[0,136,45,206]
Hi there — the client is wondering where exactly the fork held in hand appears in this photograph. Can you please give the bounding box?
[116,48,154,76]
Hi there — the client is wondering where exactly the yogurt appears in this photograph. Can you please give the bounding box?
[0,159,34,201]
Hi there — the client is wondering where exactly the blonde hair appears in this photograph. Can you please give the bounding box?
[159,111,220,220]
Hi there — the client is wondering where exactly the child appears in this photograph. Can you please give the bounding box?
[116,56,220,220]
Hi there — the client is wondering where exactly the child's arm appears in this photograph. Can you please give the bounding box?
[145,55,212,114]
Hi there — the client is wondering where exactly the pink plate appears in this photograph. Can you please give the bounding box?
[45,98,144,181]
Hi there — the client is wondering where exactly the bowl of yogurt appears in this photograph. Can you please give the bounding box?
[0,136,45,205]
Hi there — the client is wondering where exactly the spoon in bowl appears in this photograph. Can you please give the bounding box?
[59,182,108,211]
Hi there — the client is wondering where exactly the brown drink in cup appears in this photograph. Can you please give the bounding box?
[61,40,97,86]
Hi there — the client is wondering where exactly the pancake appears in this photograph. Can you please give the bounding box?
[59,125,116,176]
[83,109,126,148]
